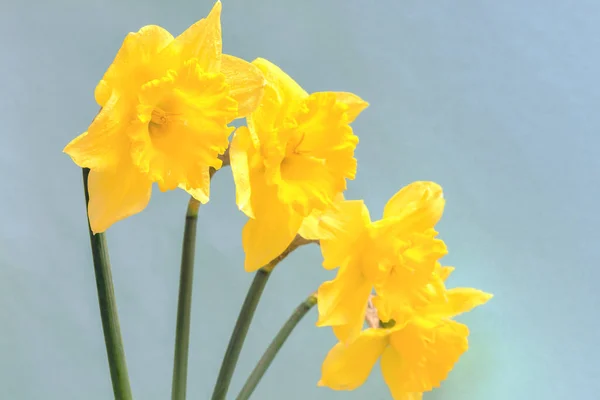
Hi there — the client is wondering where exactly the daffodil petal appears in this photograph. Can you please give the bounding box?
[242,212,303,272]
[318,328,388,391]
[170,1,222,73]
[384,181,443,217]
[298,214,325,241]
[382,181,445,230]
[180,166,211,203]
[381,346,419,400]
[242,171,303,272]
[249,58,308,132]
[319,200,370,269]
[424,288,493,319]
[316,260,373,344]
[220,54,265,117]
[388,320,469,392]
[319,91,369,123]
[87,162,152,233]
[297,193,347,241]
[252,57,308,105]
[245,85,284,142]
[230,126,255,218]
[64,95,129,171]
[95,25,174,106]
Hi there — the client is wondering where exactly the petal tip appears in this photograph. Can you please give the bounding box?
[88,216,108,235]
[211,0,222,12]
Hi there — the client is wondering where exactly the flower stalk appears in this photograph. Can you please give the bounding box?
[236,293,318,400]
[211,236,311,400]
[171,196,201,400]
[82,168,133,400]
[171,165,220,399]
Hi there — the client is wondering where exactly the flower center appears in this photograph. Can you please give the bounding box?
[285,131,306,156]
[151,108,169,125]
[148,107,180,138]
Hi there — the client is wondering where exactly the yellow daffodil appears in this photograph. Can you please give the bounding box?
[230,58,368,271]
[314,182,448,344]
[319,272,492,399]
[64,1,265,233]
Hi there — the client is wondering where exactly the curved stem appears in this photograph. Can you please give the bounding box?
[82,168,133,400]
[236,293,317,400]
[210,237,308,400]
[171,196,201,400]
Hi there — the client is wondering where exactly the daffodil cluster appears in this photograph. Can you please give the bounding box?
[301,182,492,399]
[63,2,491,399]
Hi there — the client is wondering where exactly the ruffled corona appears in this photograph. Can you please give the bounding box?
[230,58,368,271]
[63,1,265,233]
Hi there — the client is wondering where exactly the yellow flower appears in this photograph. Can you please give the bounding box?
[63,1,265,233]
[314,182,448,343]
[319,274,492,399]
[230,58,368,271]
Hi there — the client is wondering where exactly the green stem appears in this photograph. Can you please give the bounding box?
[236,294,318,400]
[171,196,201,400]
[211,269,271,400]
[82,168,133,400]
[210,238,306,400]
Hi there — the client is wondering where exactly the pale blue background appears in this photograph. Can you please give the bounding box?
[1,0,598,399]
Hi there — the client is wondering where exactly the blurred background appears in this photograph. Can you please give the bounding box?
[2,0,599,399]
